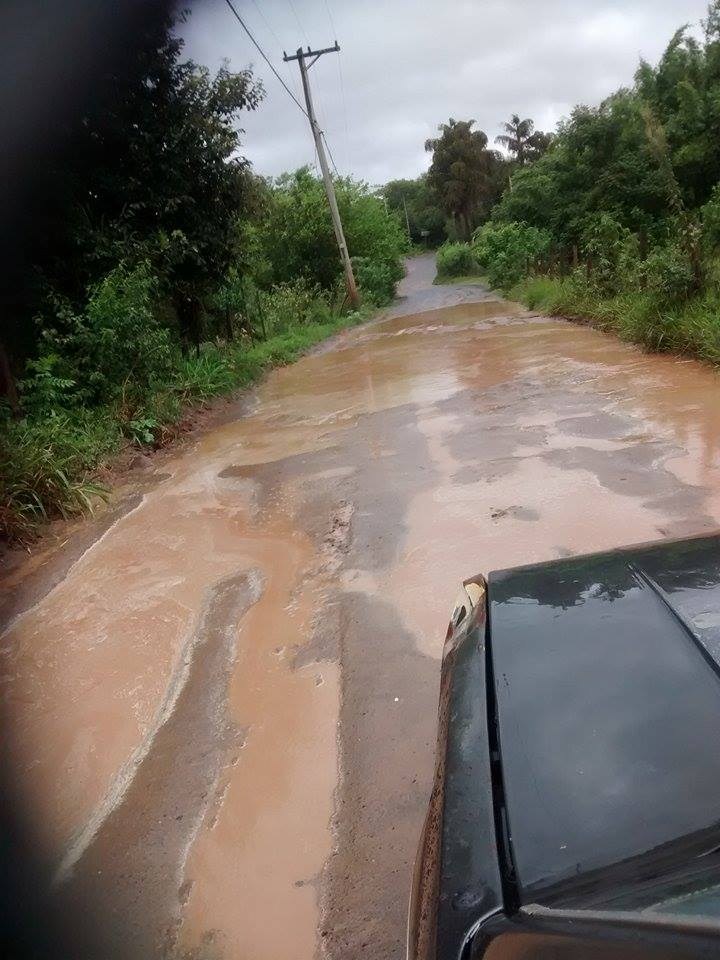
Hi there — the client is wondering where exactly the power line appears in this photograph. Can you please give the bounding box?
[247,0,307,109]
[322,0,338,38]
[222,0,308,119]
[286,0,310,45]
[322,132,340,176]
[248,0,283,48]
[221,0,341,179]
[336,46,350,171]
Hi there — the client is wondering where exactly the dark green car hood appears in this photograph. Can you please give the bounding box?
[488,533,720,914]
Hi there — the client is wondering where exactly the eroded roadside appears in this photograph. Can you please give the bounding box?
[2,253,720,959]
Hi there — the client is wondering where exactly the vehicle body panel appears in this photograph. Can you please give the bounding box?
[489,535,720,909]
[409,533,720,960]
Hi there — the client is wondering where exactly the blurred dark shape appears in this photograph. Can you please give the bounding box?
[0,5,177,956]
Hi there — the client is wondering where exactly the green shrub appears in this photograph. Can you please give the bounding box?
[353,256,404,304]
[18,353,77,416]
[436,242,478,278]
[172,347,237,404]
[701,184,720,251]
[580,213,635,293]
[0,410,120,542]
[258,279,331,336]
[639,243,695,301]
[472,222,551,289]
[35,262,172,408]
[259,168,407,292]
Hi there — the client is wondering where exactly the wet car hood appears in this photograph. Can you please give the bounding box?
[488,533,720,913]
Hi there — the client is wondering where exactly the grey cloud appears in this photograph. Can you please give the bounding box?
[180,0,708,184]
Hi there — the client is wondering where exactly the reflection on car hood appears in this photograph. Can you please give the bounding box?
[488,533,720,912]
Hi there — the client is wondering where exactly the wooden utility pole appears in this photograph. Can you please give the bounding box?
[284,43,359,307]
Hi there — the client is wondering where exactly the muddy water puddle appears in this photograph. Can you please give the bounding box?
[2,283,720,959]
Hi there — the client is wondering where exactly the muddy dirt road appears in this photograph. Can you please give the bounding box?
[2,253,720,959]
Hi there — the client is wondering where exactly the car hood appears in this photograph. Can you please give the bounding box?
[488,533,720,913]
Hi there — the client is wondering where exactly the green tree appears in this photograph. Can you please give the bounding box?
[2,9,264,394]
[492,93,668,246]
[424,119,504,239]
[382,176,446,244]
[495,114,551,166]
[259,167,407,294]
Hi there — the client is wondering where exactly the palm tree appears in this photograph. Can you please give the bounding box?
[495,114,536,166]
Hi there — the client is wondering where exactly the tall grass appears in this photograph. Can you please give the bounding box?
[511,274,720,364]
[1,307,371,544]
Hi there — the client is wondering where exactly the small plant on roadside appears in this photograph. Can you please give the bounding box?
[353,256,404,304]
[37,262,172,407]
[472,221,551,289]
[435,242,478,278]
[0,411,118,542]
[639,243,694,302]
[126,415,160,447]
[18,353,77,415]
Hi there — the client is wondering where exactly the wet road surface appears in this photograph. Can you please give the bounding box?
[2,253,720,958]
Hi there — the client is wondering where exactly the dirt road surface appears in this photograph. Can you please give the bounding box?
[2,253,720,959]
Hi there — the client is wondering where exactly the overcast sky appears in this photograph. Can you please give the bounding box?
[180,0,709,186]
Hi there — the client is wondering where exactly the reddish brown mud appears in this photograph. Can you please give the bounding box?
[1,253,720,959]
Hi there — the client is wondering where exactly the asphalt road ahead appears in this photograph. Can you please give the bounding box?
[2,254,720,959]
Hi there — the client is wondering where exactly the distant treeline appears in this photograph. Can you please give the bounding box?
[406,1,720,372]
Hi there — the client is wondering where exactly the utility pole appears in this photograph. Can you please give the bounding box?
[284,43,360,307]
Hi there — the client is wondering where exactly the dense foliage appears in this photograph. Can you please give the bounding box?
[259,168,406,295]
[0,13,405,542]
[382,176,446,245]
[468,2,720,368]
[435,242,479,279]
[473,222,552,288]
[424,119,507,239]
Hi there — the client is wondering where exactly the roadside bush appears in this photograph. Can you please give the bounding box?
[259,168,407,292]
[701,184,720,251]
[580,213,635,293]
[639,243,694,301]
[172,347,237,404]
[258,279,332,335]
[33,262,172,408]
[436,242,478,278]
[18,353,77,416]
[511,271,720,363]
[353,256,404,304]
[472,221,550,289]
[0,410,120,541]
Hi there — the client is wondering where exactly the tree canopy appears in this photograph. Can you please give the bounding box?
[495,114,552,166]
[424,119,505,239]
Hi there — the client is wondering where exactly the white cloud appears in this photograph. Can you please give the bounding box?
[180,0,710,183]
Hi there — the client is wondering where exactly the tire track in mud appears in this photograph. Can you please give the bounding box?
[55,569,264,960]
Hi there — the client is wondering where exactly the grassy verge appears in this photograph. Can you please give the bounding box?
[432,272,488,286]
[510,274,720,364]
[0,306,373,544]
